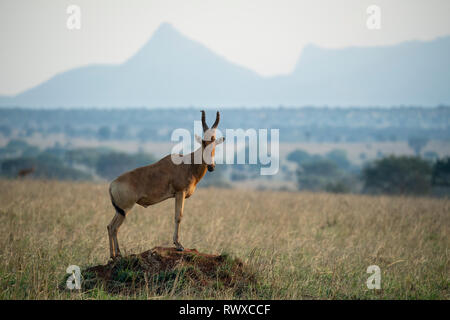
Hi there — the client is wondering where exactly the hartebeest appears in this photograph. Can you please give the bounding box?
[107,111,224,259]
[18,166,35,178]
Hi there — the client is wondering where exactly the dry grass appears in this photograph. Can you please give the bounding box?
[0,179,448,299]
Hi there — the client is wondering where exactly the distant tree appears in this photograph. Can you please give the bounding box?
[137,128,158,142]
[408,136,429,156]
[423,151,439,161]
[24,127,35,137]
[301,159,339,176]
[287,149,310,165]
[97,126,112,140]
[325,180,352,194]
[304,131,311,141]
[374,134,386,142]
[114,124,132,140]
[325,149,351,169]
[43,142,66,158]
[64,124,76,137]
[0,125,11,137]
[296,159,342,192]
[96,152,131,179]
[65,147,111,168]
[0,139,33,158]
[287,149,321,166]
[388,134,397,142]
[6,139,29,152]
[1,157,35,177]
[432,157,450,187]
[362,156,432,195]
[1,155,91,181]
[230,171,245,181]
[21,145,40,158]
[48,125,62,134]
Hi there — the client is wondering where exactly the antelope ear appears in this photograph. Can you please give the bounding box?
[215,136,225,145]
[195,134,203,144]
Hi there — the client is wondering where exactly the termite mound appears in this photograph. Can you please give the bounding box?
[71,247,258,296]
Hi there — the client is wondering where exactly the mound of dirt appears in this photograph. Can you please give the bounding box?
[76,247,257,295]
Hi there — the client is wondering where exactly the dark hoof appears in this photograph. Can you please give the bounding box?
[111,254,122,261]
[174,243,184,251]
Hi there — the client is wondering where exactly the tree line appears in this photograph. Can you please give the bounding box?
[287,148,450,196]
[0,140,156,181]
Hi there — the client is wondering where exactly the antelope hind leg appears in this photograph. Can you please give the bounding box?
[108,213,125,259]
[107,221,115,259]
[173,191,185,251]
[112,213,125,257]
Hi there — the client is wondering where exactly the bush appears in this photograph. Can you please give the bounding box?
[408,136,429,156]
[362,156,432,195]
[325,149,351,170]
[65,148,109,168]
[296,160,346,192]
[97,126,111,140]
[325,180,352,194]
[1,155,91,180]
[0,125,12,137]
[432,157,450,187]
[287,149,321,166]
[301,159,340,176]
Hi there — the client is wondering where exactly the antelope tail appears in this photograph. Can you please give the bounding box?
[109,185,125,216]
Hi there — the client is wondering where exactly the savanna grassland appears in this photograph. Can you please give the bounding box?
[0,179,448,299]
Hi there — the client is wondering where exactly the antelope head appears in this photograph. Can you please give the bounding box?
[195,110,225,172]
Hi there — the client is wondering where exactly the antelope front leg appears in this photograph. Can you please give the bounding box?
[173,191,185,251]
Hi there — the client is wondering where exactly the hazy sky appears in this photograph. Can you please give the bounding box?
[1,0,449,95]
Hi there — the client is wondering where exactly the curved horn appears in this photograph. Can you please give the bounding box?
[201,110,209,132]
[211,111,220,129]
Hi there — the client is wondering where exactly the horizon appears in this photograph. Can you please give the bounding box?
[1,104,450,110]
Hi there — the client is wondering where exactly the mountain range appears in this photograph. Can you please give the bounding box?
[1,23,449,107]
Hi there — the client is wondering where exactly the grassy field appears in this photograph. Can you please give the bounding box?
[0,179,448,299]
